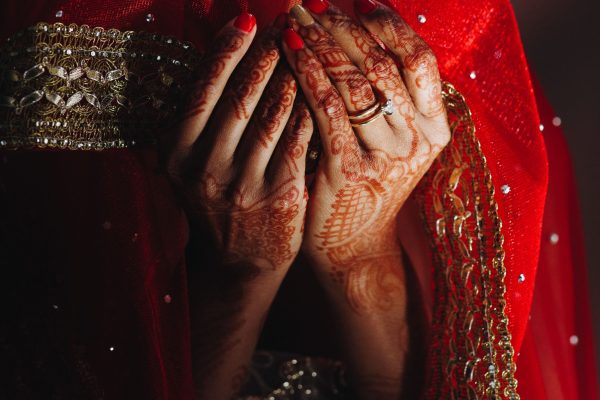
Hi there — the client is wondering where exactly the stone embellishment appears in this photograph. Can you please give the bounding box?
[381,99,395,115]
[0,22,200,150]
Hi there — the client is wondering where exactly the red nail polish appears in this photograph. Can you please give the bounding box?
[303,0,329,14]
[234,13,256,32]
[355,0,377,14]
[283,28,304,50]
[274,12,288,29]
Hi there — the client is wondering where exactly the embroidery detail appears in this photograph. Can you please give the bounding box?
[419,82,519,399]
[0,22,199,149]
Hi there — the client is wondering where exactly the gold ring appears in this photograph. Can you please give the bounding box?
[350,108,385,127]
[348,99,395,127]
[348,101,381,122]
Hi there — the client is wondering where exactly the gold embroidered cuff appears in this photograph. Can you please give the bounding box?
[0,22,200,150]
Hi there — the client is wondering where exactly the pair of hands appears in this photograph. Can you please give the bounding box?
[167,0,450,313]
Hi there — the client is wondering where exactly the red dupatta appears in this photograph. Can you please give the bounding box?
[0,0,596,398]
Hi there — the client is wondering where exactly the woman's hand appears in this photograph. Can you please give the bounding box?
[168,15,312,273]
[165,14,313,400]
[284,0,449,314]
[282,1,450,397]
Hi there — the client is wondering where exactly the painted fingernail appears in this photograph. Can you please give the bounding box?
[290,5,315,27]
[303,0,329,14]
[274,12,288,29]
[283,28,305,50]
[234,12,256,32]
[355,0,377,14]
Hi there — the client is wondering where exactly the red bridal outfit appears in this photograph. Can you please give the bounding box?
[0,0,596,399]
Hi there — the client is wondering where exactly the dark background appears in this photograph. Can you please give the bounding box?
[511,0,600,374]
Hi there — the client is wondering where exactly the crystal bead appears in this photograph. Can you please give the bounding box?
[109,346,115,352]
[500,184,510,194]
[569,335,579,346]
[417,14,427,23]
[518,274,525,283]
[145,13,155,23]
[469,71,477,80]
[552,116,562,127]
[539,124,545,132]
[549,233,559,245]
[55,10,64,18]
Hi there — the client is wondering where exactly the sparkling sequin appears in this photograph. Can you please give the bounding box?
[55,10,64,18]
[417,14,427,23]
[518,274,525,283]
[469,71,477,79]
[549,233,559,245]
[552,116,562,127]
[501,184,511,194]
[52,304,59,310]
[539,124,545,132]
[146,13,155,23]
[109,346,115,352]
[570,335,579,346]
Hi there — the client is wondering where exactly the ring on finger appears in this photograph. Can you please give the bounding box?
[348,99,395,127]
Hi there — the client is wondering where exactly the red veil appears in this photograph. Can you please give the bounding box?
[0,0,596,398]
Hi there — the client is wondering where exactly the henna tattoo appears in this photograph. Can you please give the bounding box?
[298,23,375,111]
[371,8,444,117]
[287,9,446,315]
[246,66,297,148]
[226,30,280,120]
[200,174,301,270]
[325,9,421,158]
[181,29,245,121]
[282,97,312,174]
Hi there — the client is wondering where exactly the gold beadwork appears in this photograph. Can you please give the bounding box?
[0,22,200,150]
[418,82,519,399]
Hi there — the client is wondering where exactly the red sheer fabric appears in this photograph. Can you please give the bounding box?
[515,80,599,400]
[0,0,596,399]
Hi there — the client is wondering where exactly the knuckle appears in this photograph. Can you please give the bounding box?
[316,86,345,117]
[365,50,397,78]
[405,43,438,73]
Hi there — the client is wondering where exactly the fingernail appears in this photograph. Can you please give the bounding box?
[283,28,304,50]
[303,0,329,14]
[274,12,288,29]
[355,0,377,14]
[234,12,256,32]
[290,5,315,27]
